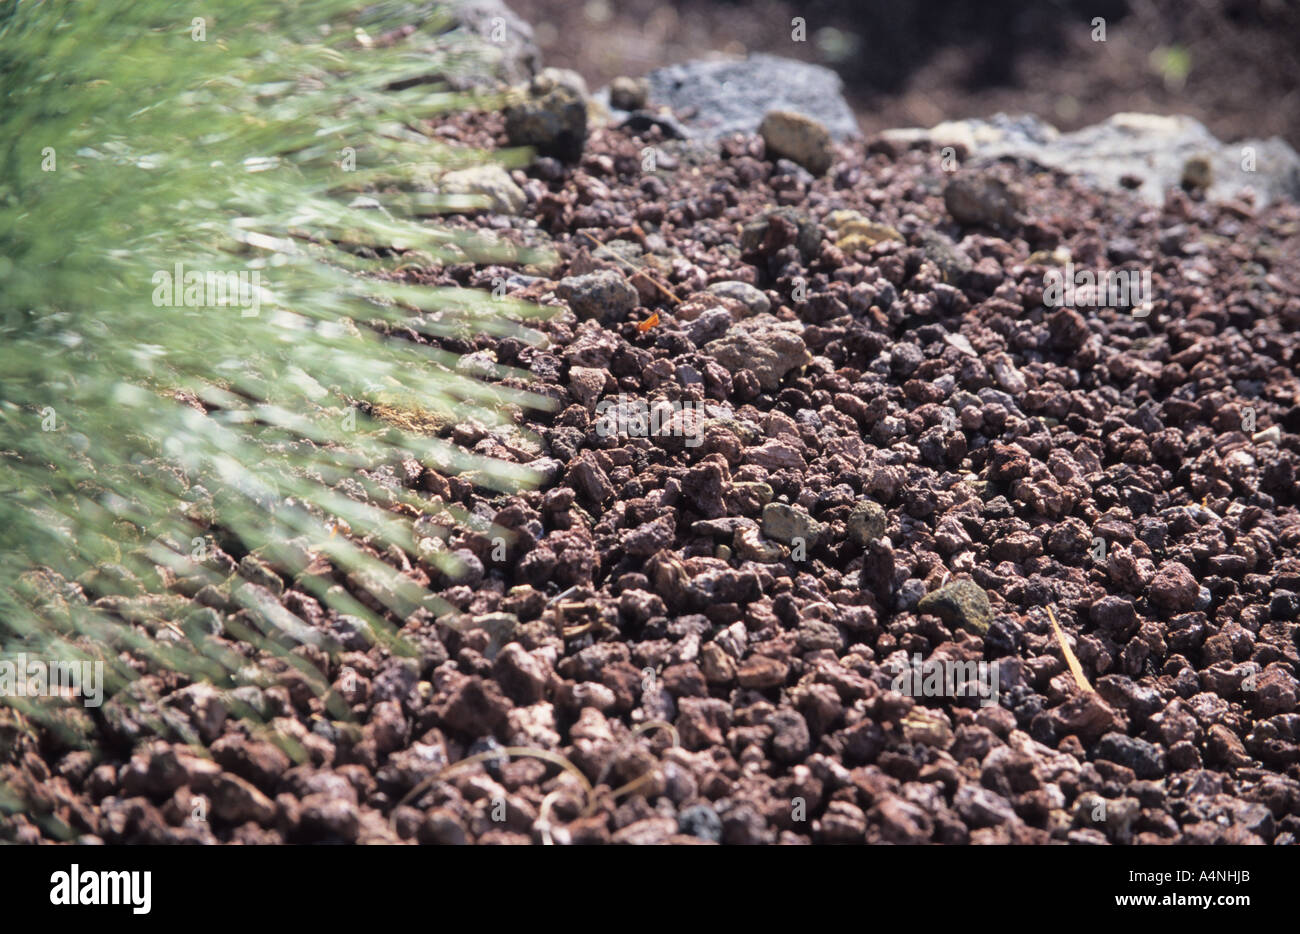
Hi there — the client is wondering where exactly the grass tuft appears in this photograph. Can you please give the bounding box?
[0,1,552,760]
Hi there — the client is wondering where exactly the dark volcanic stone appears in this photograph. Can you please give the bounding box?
[1096,732,1166,779]
[504,71,588,162]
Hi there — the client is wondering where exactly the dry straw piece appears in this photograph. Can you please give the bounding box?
[1047,605,1095,694]
[580,232,682,305]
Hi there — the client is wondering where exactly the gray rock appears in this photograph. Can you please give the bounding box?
[886,112,1300,206]
[677,803,722,842]
[761,502,821,548]
[944,172,1023,229]
[703,315,810,391]
[438,164,525,215]
[706,280,770,316]
[685,307,732,346]
[636,54,858,142]
[567,365,607,409]
[609,75,648,111]
[759,110,834,175]
[531,66,588,99]
[691,517,757,537]
[557,269,638,321]
[918,230,974,283]
[846,500,887,547]
[895,578,928,611]
[916,580,993,635]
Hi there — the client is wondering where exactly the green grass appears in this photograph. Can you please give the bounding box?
[0,0,552,757]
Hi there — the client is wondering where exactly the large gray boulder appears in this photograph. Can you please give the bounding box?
[883,112,1300,206]
[606,54,859,142]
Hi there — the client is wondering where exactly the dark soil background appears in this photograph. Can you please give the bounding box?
[513,0,1300,145]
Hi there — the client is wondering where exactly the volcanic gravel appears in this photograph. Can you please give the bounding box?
[5,105,1300,846]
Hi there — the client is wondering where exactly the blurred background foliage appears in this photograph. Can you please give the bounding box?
[513,0,1300,147]
[0,0,550,748]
